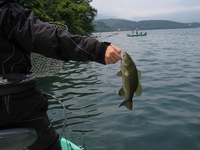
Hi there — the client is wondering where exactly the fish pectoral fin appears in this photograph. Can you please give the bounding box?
[118,87,126,96]
[135,82,142,96]
[119,99,133,110]
[124,71,129,77]
[117,71,122,76]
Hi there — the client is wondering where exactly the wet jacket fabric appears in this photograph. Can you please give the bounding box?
[0,2,108,75]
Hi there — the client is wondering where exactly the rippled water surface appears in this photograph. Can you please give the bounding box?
[38,28,200,150]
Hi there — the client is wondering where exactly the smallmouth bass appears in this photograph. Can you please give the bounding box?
[117,52,142,110]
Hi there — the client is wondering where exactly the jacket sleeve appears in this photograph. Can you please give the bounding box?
[1,3,108,64]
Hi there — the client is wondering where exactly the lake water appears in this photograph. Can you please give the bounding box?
[38,28,200,150]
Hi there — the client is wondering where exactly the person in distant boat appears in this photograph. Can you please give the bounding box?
[0,0,121,150]
[135,28,139,34]
[132,29,135,34]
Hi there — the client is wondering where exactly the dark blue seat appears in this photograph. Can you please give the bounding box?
[0,128,37,150]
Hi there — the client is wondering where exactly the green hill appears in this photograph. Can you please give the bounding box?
[93,19,200,32]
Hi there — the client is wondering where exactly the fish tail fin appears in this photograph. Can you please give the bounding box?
[119,99,133,110]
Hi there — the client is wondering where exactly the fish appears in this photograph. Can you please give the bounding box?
[117,52,142,110]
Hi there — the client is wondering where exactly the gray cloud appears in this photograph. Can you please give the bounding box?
[91,0,200,22]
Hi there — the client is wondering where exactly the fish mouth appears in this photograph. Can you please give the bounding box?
[121,55,125,61]
[121,52,128,58]
[121,52,127,63]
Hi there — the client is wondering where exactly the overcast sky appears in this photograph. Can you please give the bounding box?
[90,0,200,22]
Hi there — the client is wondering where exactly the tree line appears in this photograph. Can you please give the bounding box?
[93,19,200,32]
[16,0,97,35]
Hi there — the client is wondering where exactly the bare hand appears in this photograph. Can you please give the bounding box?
[105,45,121,64]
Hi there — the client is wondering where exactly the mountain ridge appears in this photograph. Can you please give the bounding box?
[93,19,200,32]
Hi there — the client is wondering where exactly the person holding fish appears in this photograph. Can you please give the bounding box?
[0,0,121,150]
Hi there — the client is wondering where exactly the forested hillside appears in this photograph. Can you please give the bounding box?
[16,0,97,35]
[93,19,200,32]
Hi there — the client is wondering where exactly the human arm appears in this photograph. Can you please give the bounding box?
[0,3,121,65]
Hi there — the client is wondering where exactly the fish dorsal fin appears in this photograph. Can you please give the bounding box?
[118,87,126,96]
[135,82,142,96]
[117,71,122,76]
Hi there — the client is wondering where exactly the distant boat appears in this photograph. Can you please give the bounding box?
[127,32,147,37]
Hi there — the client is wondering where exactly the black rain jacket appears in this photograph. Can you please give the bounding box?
[0,1,108,74]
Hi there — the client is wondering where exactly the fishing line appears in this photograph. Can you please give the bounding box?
[61,31,96,60]
[44,92,68,137]
[49,22,96,60]
[47,11,96,60]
